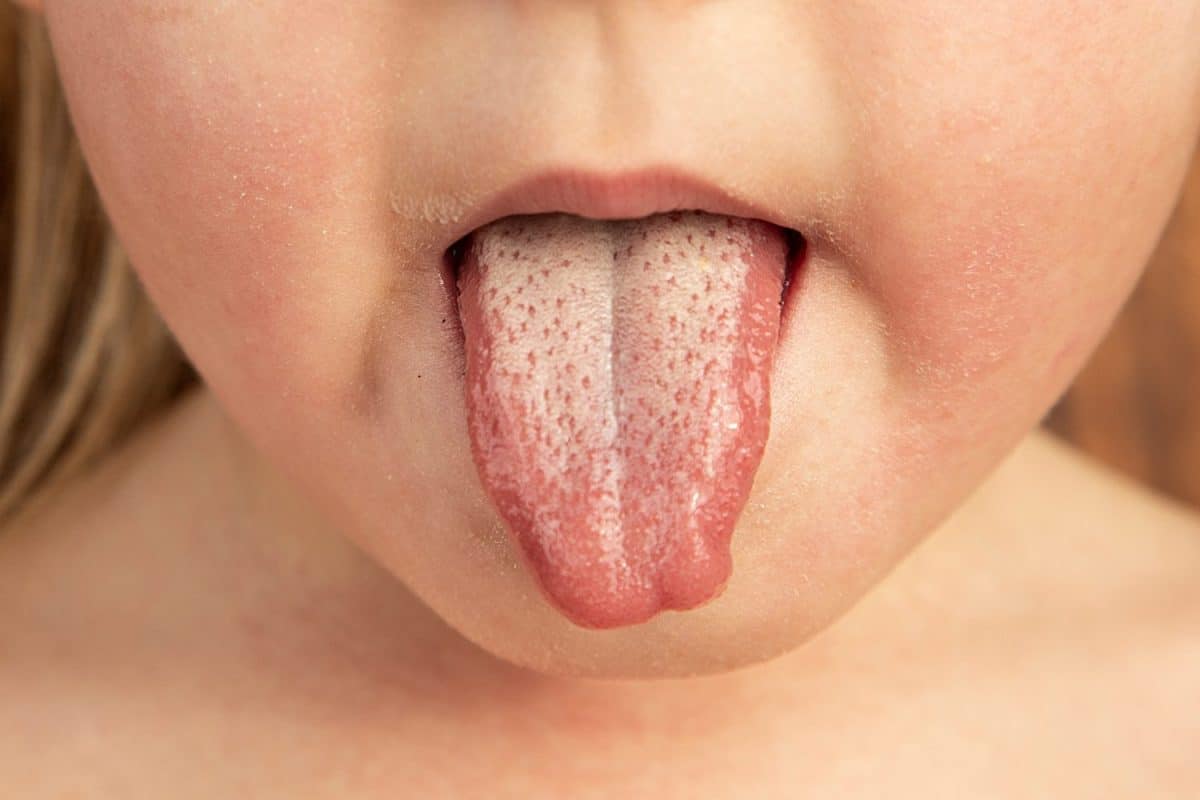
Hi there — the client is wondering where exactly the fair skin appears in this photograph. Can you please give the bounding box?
[3,0,1200,795]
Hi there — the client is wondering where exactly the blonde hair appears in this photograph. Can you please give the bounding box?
[0,9,194,522]
[0,9,1197,525]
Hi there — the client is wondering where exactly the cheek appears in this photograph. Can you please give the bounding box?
[744,1,1200,595]
[45,3,413,414]
[841,1,1200,430]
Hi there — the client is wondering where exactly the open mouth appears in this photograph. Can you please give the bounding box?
[446,218,805,309]
[437,170,808,629]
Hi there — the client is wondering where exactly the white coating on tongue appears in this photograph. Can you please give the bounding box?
[457,210,786,628]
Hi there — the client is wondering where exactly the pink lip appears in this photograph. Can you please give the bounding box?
[441,165,807,304]
[443,166,802,250]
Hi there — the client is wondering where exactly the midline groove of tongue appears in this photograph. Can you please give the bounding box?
[456,210,786,629]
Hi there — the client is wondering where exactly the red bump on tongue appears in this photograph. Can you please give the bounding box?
[457,210,786,628]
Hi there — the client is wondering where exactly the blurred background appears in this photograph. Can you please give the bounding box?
[1047,152,1200,508]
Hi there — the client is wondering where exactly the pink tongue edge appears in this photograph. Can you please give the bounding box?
[456,211,788,629]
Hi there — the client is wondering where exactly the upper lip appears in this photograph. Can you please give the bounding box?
[440,165,804,257]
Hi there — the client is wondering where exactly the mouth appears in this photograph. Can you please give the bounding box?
[442,167,808,329]
[438,167,808,630]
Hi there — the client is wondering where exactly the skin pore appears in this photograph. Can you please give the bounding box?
[2,1,1200,795]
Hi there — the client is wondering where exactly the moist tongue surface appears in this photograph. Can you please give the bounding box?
[457,210,786,628]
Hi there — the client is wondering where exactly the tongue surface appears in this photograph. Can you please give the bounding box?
[457,210,786,628]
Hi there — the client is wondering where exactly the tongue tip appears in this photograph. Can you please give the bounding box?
[531,544,734,629]
[543,584,729,629]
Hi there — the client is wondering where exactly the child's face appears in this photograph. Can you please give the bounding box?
[42,1,1200,675]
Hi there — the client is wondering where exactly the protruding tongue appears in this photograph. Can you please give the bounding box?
[457,210,787,628]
